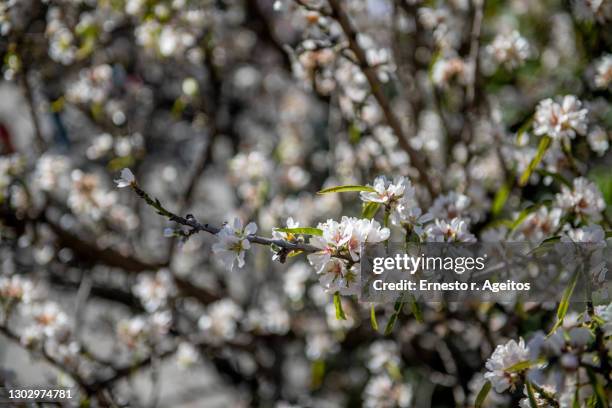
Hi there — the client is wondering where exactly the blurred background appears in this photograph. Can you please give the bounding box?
[0,0,611,406]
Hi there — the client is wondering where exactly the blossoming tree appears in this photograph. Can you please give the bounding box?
[0,0,611,406]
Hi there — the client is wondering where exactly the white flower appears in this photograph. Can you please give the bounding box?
[283,262,311,302]
[425,218,476,242]
[360,176,414,206]
[132,269,177,312]
[363,374,412,408]
[600,303,612,336]
[0,275,34,303]
[176,342,199,369]
[555,177,605,223]
[391,196,432,229]
[116,316,148,349]
[587,126,609,156]
[24,302,71,343]
[244,299,290,335]
[533,95,588,143]
[367,340,401,373]
[484,338,530,392]
[198,299,243,342]
[305,330,338,360]
[487,31,530,69]
[432,57,471,88]
[114,168,135,188]
[562,224,606,244]
[212,218,257,271]
[594,54,612,89]
[515,207,562,242]
[429,192,471,220]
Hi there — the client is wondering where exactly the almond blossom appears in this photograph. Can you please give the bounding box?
[484,338,530,392]
[114,168,136,188]
[212,218,258,271]
[533,95,588,143]
[555,177,605,223]
[425,218,476,242]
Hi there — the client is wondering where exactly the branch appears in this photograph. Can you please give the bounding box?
[465,0,485,108]
[326,0,436,196]
[131,184,320,254]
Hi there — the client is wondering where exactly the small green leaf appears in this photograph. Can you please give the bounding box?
[273,227,323,236]
[317,185,376,194]
[556,270,579,322]
[506,360,533,372]
[475,380,492,408]
[362,202,381,219]
[384,300,404,335]
[519,135,551,187]
[333,292,346,320]
[311,359,325,389]
[491,180,512,217]
[370,304,379,331]
[409,296,424,323]
[526,381,538,408]
[348,122,361,144]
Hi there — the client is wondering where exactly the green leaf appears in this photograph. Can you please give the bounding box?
[370,304,379,331]
[273,227,323,236]
[409,295,424,323]
[317,185,376,194]
[348,122,361,144]
[311,359,325,389]
[506,360,533,372]
[362,202,381,219]
[384,300,404,335]
[526,381,538,408]
[491,180,512,217]
[556,270,579,322]
[606,231,612,238]
[475,381,492,408]
[519,135,551,187]
[333,292,346,320]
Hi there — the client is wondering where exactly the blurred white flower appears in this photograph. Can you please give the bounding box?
[22,302,71,344]
[363,374,412,408]
[555,177,605,223]
[132,269,177,312]
[367,340,401,373]
[533,95,588,143]
[484,338,530,392]
[487,31,530,69]
[587,126,609,156]
[425,217,476,242]
[212,218,257,271]
[429,192,471,220]
[198,299,243,342]
[0,275,34,303]
[176,341,199,369]
[114,168,136,188]
[594,54,612,88]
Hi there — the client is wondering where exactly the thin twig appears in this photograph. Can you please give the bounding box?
[132,184,320,254]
